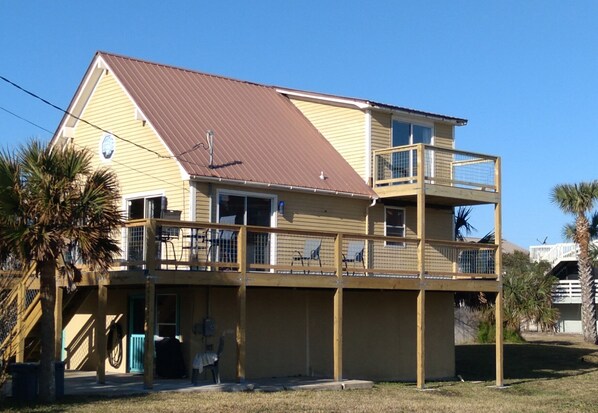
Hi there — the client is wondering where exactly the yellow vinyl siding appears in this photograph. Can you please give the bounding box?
[371,111,391,182]
[433,122,454,149]
[432,123,454,183]
[371,111,391,150]
[289,98,366,179]
[277,191,366,233]
[194,181,211,222]
[200,183,367,233]
[368,204,453,273]
[72,71,189,219]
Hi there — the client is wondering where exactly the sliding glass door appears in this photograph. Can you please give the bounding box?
[218,193,274,268]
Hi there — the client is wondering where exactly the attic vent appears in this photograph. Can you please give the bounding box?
[135,108,147,125]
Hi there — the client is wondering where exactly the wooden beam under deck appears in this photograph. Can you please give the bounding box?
[76,269,499,292]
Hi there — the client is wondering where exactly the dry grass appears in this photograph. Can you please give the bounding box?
[3,333,598,413]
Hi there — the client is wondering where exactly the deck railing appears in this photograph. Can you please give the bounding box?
[373,144,498,192]
[553,279,598,303]
[114,219,498,280]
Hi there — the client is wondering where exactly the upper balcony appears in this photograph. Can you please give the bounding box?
[373,144,500,206]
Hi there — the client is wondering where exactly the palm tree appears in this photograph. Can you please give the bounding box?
[551,181,598,344]
[0,140,122,402]
[454,206,477,241]
[563,211,598,263]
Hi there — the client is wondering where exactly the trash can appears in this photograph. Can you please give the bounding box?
[9,362,39,402]
[54,361,65,398]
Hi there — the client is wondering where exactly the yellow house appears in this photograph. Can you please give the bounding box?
[4,51,504,389]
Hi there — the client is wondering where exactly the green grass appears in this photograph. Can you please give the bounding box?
[2,333,598,413]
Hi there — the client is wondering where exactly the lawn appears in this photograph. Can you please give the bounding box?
[2,333,598,413]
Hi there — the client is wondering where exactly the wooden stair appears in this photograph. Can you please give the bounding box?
[0,265,39,362]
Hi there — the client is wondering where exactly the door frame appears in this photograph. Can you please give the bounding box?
[215,189,278,267]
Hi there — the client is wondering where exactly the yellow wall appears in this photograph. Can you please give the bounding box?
[434,122,454,149]
[290,98,366,180]
[195,182,368,234]
[63,287,131,373]
[71,70,190,222]
[63,286,455,381]
[370,203,453,240]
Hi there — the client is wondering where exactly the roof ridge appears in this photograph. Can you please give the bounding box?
[96,51,466,124]
[97,50,275,91]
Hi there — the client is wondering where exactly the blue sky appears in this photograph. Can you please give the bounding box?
[1,1,597,249]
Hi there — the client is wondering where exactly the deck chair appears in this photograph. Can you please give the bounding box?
[207,215,237,264]
[343,240,365,276]
[290,239,322,274]
[204,334,225,384]
[191,334,225,385]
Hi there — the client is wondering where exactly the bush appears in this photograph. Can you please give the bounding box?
[477,321,525,343]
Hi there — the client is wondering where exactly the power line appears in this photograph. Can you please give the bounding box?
[0,105,54,135]
[0,74,212,165]
[0,74,168,159]
[70,141,189,194]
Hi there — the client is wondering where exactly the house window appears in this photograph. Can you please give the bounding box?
[156,294,178,338]
[385,207,405,246]
[391,120,434,179]
[392,120,433,147]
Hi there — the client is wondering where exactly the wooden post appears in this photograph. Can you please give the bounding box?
[333,233,343,381]
[143,273,155,389]
[15,280,25,362]
[236,226,247,382]
[416,144,427,390]
[143,219,157,389]
[417,289,425,389]
[494,157,504,387]
[96,284,107,384]
[54,286,63,360]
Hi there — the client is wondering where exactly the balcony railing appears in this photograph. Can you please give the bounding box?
[113,219,499,281]
[373,144,498,193]
[553,279,598,304]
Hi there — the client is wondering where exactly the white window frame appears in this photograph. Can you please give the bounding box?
[384,206,406,247]
[155,293,179,338]
[121,191,165,264]
[391,117,435,180]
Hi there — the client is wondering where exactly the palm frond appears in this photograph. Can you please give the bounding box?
[454,206,477,241]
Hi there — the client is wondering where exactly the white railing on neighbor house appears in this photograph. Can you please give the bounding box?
[553,279,598,304]
[530,240,598,268]
[529,243,579,267]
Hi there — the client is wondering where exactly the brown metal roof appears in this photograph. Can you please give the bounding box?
[99,52,377,198]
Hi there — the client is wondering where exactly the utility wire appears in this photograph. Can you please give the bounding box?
[0,105,54,135]
[0,74,211,163]
[70,141,189,193]
[0,75,168,159]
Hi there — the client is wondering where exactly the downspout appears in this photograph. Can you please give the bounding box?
[364,109,372,184]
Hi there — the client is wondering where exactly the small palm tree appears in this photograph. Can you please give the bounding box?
[551,181,598,344]
[454,206,477,241]
[0,140,123,402]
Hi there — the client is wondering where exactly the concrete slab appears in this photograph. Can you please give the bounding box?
[2,371,374,399]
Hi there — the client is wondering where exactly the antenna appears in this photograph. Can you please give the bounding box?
[207,130,214,168]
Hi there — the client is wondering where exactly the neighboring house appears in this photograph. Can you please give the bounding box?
[530,242,598,333]
[3,51,503,388]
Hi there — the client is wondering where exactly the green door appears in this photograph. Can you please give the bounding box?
[128,295,145,373]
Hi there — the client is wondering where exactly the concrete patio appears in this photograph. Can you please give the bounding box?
[3,370,373,399]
